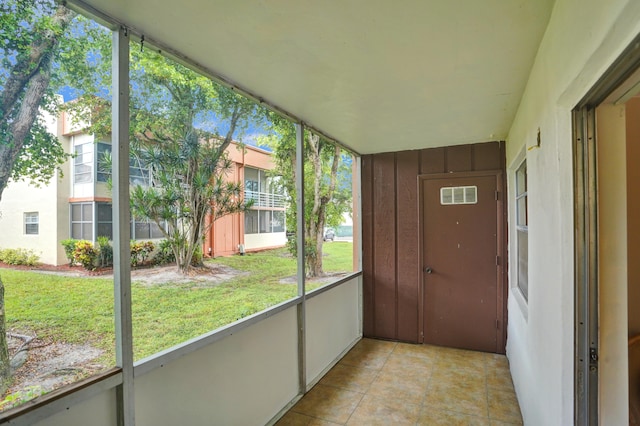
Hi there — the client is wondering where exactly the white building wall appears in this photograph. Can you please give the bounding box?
[244,232,287,251]
[0,180,60,265]
[0,112,71,266]
[505,0,640,425]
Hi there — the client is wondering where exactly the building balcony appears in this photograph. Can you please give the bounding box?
[245,190,286,209]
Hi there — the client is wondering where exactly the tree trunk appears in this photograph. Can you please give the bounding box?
[0,275,10,394]
[0,4,75,390]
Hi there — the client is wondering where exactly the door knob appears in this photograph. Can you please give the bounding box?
[425,267,433,274]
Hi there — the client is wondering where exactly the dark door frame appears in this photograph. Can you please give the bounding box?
[418,170,507,354]
[572,32,640,426]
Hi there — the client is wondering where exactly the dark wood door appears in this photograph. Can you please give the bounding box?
[422,173,500,353]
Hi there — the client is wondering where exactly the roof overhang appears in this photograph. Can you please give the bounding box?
[69,0,555,154]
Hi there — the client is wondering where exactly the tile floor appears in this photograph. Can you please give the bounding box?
[277,338,522,426]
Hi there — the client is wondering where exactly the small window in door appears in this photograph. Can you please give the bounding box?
[440,186,477,205]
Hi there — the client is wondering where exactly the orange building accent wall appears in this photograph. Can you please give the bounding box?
[202,142,274,258]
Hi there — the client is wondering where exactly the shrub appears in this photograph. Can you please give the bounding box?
[0,248,40,266]
[96,236,113,268]
[61,239,78,265]
[130,240,155,267]
[153,239,175,265]
[73,240,98,270]
[191,245,203,266]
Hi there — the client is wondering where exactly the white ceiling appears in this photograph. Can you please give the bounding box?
[73,0,555,154]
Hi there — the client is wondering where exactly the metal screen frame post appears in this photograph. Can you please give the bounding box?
[112,27,135,426]
[355,156,363,336]
[573,107,598,426]
[295,123,306,394]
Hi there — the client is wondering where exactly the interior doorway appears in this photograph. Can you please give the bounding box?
[573,34,640,425]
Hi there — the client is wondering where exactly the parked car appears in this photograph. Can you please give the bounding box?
[323,229,335,241]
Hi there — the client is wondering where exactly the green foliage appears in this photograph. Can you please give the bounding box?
[96,236,113,268]
[263,113,353,276]
[0,1,75,192]
[72,240,97,271]
[130,240,154,267]
[60,239,78,265]
[152,239,175,265]
[0,385,46,410]
[0,248,39,266]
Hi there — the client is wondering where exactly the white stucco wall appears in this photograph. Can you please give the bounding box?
[505,0,640,425]
[0,180,60,265]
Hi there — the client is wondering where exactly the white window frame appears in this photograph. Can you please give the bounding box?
[515,160,528,302]
[74,142,94,184]
[24,212,39,235]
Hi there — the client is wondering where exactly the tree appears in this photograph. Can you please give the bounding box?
[0,0,75,391]
[92,49,262,273]
[264,114,352,277]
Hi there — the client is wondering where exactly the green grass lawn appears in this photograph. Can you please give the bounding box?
[3,242,353,364]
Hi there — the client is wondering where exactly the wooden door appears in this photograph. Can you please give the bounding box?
[422,173,501,353]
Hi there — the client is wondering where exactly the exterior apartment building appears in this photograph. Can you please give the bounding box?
[0,110,286,265]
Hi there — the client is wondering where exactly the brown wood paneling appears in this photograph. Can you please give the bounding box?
[362,141,507,349]
[421,147,445,174]
[372,153,397,339]
[445,145,472,172]
[473,141,502,170]
[395,151,420,342]
[361,155,375,336]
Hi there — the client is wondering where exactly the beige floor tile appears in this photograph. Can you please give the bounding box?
[276,411,313,426]
[355,338,397,354]
[417,405,490,426]
[381,353,433,378]
[487,388,523,424]
[283,344,523,426]
[485,354,510,370]
[486,369,515,392]
[319,363,379,392]
[392,342,441,361]
[430,364,486,389]
[434,348,488,371]
[346,394,421,425]
[276,412,341,426]
[367,370,429,405]
[291,384,363,424]
[424,380,489,418]
[339,346,390,370]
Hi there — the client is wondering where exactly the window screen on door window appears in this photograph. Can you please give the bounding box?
[440,186,477,205]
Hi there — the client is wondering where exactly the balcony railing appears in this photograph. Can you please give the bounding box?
[245,190,286,208]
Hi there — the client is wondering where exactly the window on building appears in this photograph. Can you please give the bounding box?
[245,210,259,234]
[96,202,113,239]
[129,156,150,186]
[74,143,94,183]
[132,217,166,239]
[95,143,150,186]
[272,211,285,232]
[71,203,94,240]
[96,142,111,182]
[244,209,286,234]
[24,212,39,235]
[516,161,528,301]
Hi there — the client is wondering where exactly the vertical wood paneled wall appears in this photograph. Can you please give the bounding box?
[361,141,506,342]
